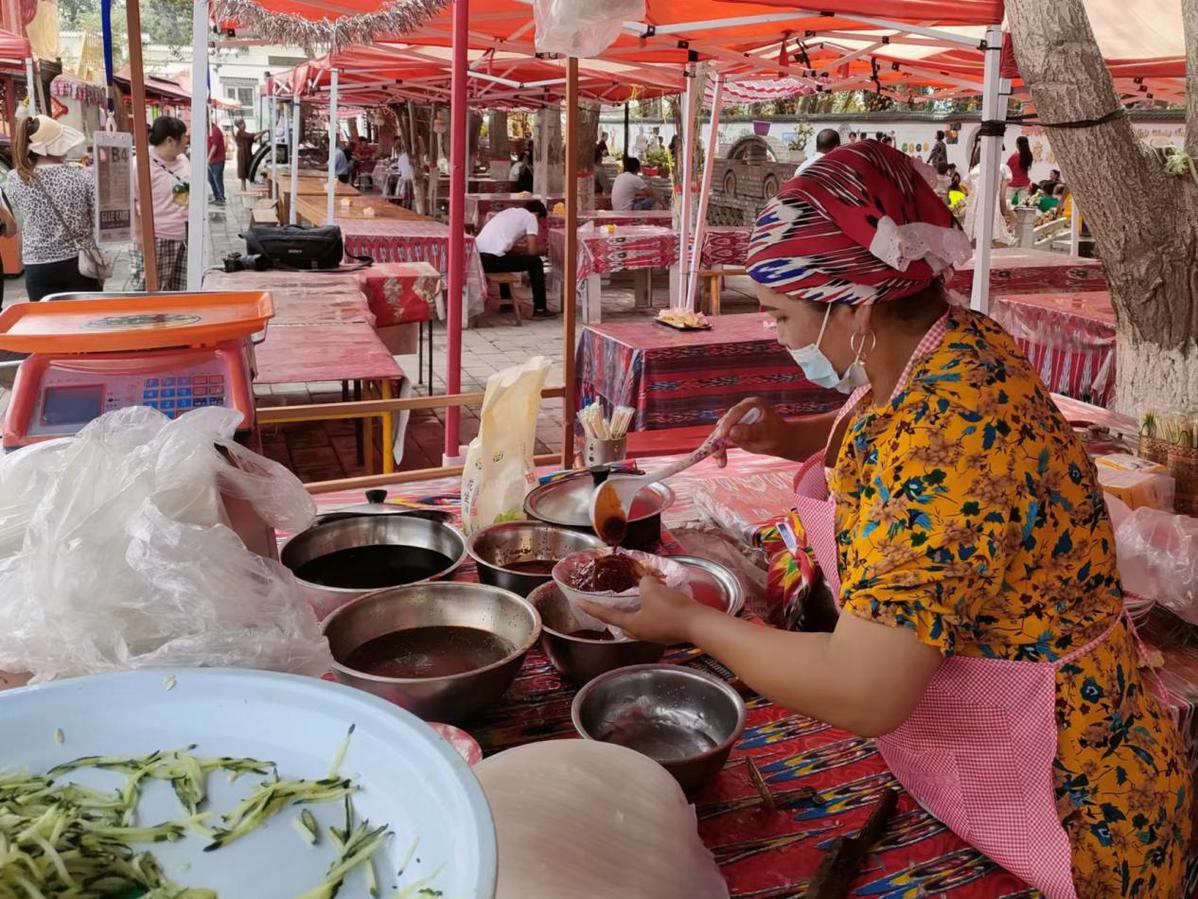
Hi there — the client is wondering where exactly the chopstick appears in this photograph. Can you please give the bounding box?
[577,403,634,440]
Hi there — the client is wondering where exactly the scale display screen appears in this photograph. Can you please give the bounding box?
[40,384,105,426]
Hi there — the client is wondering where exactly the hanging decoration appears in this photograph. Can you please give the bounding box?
[211,0,452,50]
[51,78,108,107]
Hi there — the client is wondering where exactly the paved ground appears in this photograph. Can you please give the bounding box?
[0,167,760,482]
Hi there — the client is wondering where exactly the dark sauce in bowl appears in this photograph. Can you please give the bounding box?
[566,552,649,593]
[343,626,515,679]
[500,559,558,576]
[294,545,455,589]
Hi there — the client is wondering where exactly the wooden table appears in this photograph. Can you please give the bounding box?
[294,194,434,227]
[266,167,359,196]
[202,269,374,327]
[255,322,407,474]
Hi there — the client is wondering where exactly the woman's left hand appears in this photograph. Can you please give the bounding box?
[577,577,706,644]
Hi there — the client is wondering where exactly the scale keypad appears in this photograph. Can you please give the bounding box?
[142,374,226,419]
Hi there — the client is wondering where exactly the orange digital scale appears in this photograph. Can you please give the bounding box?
[0,292,274,450]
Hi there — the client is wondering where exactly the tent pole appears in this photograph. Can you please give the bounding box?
[185,0,208,291]
[126,0,158,290]
[562,57,579,469]
[289,95,300,224]
[675,62,699,310]
[326,68,339,225]
[686,73,722,312]
[23,56,36,114]
[1069,198,1081,256]
[969,24,1005,315]
[444,0,468,463]
[622,101,629,159]
[268,93,278,201]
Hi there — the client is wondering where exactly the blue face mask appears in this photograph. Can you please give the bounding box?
[787,305,870,395]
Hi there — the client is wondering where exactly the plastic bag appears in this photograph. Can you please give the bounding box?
[461,356,551,535]
[533,0,645,59]
[0,406,330,682]
[552,549,691,640]
[1116,506,1198,624]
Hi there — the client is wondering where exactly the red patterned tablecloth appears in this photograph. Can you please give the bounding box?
[577,312,842,430]
[948,248,1106,295]
[991,291,1117,408]
[339,220,485,321]
[301,456,1034,898]
[356,262,441,327]
[255,322,404,385]
[202,270,374,327]
[697,226,752,268]
[548,209,673,229]
[549,224,681,282]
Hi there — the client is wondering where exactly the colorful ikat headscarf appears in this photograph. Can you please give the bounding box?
[746,140,972,306]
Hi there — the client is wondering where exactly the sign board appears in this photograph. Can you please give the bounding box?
[93,131,133,246]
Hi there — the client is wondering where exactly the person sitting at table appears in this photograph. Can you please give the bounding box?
[611,157,658,211]
[476,200,552,318]
[333,138,351,184]
[512,150,534,193]
[796,128,839,177]
[580,140,1191,898]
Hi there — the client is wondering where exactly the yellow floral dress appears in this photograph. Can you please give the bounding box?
[829,306,1191,896]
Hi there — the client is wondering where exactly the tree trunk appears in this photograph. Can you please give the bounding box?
[488,110,510,162]
[534,105,564,195]
[467,110,483,173]
[1007,0,1198,417]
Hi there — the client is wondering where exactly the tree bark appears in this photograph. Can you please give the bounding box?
[488,109,510,162]
[1186,0,1198,155]
[1007,0,1198,416]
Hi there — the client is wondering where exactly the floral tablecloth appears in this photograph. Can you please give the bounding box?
[991,291,1117,408]
[577,311,842,430]
[948,248,1106,295]
[339,220,485,321]
[356,262,441,328]
[549,224,681,282]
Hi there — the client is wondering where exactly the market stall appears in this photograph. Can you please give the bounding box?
[947,247,1107,296]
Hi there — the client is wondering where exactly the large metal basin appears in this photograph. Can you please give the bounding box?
[323,581,540,724]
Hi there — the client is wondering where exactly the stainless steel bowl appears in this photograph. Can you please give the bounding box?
[527,582,666,682]
[281,515,468,619]
[571,664,745,792]
[467,521,606,597]
[323,581,541,724]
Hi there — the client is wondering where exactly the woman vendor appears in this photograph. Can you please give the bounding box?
[582,142,1191,898]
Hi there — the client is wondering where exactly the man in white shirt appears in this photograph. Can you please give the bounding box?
[611,157,658,211]
[476,200,552,317]
[795,129,841,177]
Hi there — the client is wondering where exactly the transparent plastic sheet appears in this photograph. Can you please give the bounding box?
[533,0,645,58]
[1116,507,1198,625]
[0,406,329,682]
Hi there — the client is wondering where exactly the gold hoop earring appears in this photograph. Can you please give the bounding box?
[849,329,877,360]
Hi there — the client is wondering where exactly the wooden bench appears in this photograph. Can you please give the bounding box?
[697,265,747,315]
[251,198,280,226]
[485,272,525,325]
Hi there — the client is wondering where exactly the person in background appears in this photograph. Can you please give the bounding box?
[233,119,263,193]
[273,109,290,164]
[2,114,98,301]
[1040,169,1062,195]
[611,156,658,211]
[207,117,226,207]
[594,131,611,195]
[1007,135,1033,204]
[927,129,948,169]
[332,138,351,184]
[796,128,840,176]
[594,131,609,165]
[874,131,885,142]
[933,161,952,203]
[131,116,190,292]
[514,149,534,193]
[476,200,552,318]
[847,131,858,143]
[880,135,894,147]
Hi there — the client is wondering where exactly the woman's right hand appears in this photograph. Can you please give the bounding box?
[713,398,787,467]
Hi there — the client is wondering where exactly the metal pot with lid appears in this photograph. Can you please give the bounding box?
[523,467,673,551]
[282,489,467,619]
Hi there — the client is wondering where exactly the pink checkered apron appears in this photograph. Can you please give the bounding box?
[790,385,1113,899]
